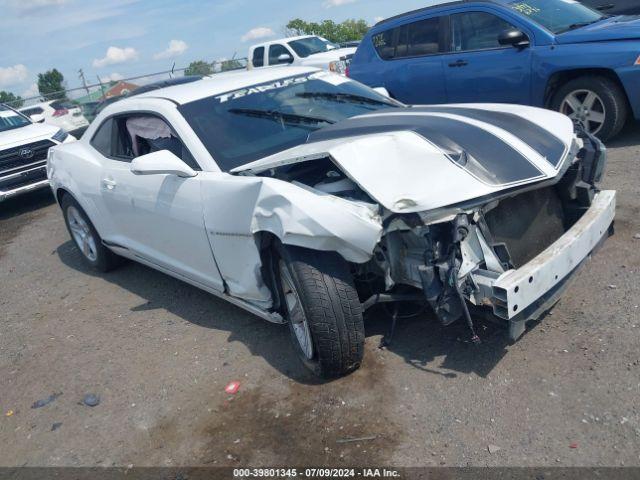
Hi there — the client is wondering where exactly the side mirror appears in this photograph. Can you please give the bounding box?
[30,113,45,123]
[277,53,294,64]
[372,87,391,98]
[498,29,530,48]
[130,150,197,178]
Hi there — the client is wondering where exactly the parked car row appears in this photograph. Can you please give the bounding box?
[19,100,89,136]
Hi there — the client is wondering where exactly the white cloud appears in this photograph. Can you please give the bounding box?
[153,39,189,60]
[241,27,275,43]
[99,72,124,83]
[374,16,385,23]
[324,0,357,7]
[0,64,29,88]
[21,83,40,99]
[93,46,138,68]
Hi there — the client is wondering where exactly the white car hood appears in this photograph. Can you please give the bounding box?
[0,123,58,148]
[233,104,577,213]
[299,47,356,67]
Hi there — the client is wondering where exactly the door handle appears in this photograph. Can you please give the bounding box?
[448,60,468,67]
[102,178,117,190]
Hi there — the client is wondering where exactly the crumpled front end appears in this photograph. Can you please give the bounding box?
[359,130,614,340]
[234,104,615,339]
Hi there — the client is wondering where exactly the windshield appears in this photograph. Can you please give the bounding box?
[508,0,606,34]
[178,72,402,171]
[288,37,339,58]
[0,105,31,133]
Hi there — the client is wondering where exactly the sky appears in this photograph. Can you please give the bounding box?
[0,0,440,101]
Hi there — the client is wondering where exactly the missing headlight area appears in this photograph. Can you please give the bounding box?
[348,130,612,342]
[244,120,613,346]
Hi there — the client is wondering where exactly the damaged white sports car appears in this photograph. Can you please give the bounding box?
[48,67,615,378]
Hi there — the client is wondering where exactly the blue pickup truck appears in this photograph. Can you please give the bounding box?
[348,0,640,140]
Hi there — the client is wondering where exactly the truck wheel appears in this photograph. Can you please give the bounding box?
[277,246,365,378]
[61,195,122,272]
[551,75,628,141]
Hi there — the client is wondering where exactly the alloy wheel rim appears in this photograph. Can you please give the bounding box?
[560,89,606,135]
[279,260,314,360]
[67,206,98,262]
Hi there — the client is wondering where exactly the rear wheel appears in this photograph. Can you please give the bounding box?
[551,75,628,141]
[61,195,122,272]
[277,246,365,378]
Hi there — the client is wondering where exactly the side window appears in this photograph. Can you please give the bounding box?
[372,29,395,60]
[268,44,290,65]
[22,107,44,116]
[90,118,114,157]
[373,16,443,60]
[112,117,135,160]
[110,114,201,170]
[451,12,516,52]
[406,17,442,56]
[252,46,265,67]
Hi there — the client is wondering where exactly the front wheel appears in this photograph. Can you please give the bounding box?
[61,195,122,272]
[277,246,365,378]
[551,75,628,141]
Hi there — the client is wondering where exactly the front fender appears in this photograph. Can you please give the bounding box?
[200,174,382,304]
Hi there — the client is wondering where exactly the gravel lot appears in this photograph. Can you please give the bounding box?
[1,126,639,468]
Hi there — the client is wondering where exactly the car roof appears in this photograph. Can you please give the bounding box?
[249,35,318,49]
[375,0,505,26]
[19,101,52,109]
[132,66,320,105]
[131,75,203,95]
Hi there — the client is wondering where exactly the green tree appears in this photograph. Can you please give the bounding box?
[285,18,369,43]
[220,59,244,72]
[184,60,214,76]
[0,91,24,108]
[37,69,66,101]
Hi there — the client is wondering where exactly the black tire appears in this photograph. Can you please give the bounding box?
[277,246,365,378]
[550,75,628,141]
[61,194,122,272]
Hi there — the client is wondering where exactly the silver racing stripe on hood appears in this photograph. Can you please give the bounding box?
[306,108,568,186]
[412,106,569,168]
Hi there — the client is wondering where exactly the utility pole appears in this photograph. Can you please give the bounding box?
[96,75,106,98]
[78,69,90,95]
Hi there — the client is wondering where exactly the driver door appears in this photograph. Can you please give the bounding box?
[442,11,533,104]
[91,112,224,292]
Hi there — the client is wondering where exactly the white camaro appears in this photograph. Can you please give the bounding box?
[48,67,615,378]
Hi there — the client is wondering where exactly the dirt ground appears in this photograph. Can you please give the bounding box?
[1,126,639,468]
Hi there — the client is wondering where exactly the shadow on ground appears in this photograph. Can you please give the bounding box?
[0,188,54,221]
[0,189,55,256]
[57,238,517,384]
[606,121,640,149]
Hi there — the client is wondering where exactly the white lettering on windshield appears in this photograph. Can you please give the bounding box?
[215,72,327,103]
